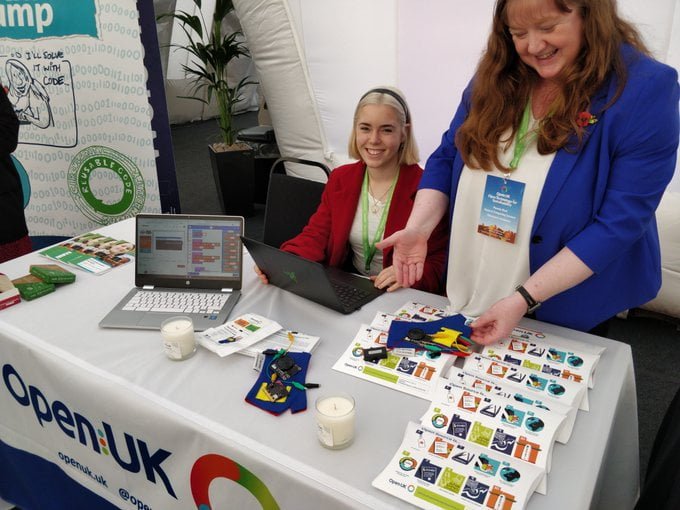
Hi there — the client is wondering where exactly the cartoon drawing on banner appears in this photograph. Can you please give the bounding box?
[3,54,76,147]
[5,58,53,128]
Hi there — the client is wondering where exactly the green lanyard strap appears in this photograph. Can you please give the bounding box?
[361,169,399,272]
[509,102,537,170]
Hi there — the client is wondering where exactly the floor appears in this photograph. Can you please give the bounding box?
[169,113,680,486]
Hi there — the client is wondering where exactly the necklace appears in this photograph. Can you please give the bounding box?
[367,171,398,214]
[368,186,391,214]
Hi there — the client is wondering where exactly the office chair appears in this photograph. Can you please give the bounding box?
[262,157,330,248]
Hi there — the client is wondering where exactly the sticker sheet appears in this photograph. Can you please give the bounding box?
[373,421,544,510]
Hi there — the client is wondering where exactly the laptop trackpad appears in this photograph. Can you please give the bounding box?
[137,313,168,329]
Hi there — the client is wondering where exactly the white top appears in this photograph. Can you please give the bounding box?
[348,194,385,276]
[446,131,555,317]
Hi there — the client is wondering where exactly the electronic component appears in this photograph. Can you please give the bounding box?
[270,354,301,380]
[362,346,388,362]
[264,381,289,401]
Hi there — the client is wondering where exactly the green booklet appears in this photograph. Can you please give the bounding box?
[29,264,77,284]
[39,232,135,275]
[11,274,55,301]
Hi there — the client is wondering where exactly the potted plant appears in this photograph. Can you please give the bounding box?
[159,0,257,215]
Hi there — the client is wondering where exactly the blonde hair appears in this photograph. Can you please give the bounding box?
[348,86,419,165]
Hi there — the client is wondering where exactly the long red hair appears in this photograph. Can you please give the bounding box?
[455,0,649,172]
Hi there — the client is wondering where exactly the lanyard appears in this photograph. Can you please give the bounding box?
[361,169,399,272]
[509,102,536,170]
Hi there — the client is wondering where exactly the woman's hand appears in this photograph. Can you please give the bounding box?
[370,265,406,292]
[376,228,428,287]
[469,292,527,345]
[253,265,269,285]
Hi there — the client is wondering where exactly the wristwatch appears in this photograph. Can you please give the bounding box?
[515,285,541,313]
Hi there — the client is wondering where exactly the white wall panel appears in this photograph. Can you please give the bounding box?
[298,0,397,165]
[397,0,495,167]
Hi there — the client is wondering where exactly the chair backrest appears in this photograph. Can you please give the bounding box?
[262,157,331,248]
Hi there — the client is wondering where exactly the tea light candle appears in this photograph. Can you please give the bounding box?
[160,316,196,361]
[315,394,355,449]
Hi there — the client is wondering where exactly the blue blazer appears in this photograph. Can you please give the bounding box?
[420,45,679,331]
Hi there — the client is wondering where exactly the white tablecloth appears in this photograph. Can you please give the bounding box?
[0,219,638,509]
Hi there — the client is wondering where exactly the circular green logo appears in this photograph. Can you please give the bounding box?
[68,145,146,224]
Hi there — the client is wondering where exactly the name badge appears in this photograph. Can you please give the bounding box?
[477,175,525,244]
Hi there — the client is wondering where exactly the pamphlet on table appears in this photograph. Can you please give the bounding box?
[39,232,135,275]
[196,313,281,357]
[504,325,604,388]
[446,366,575,444]
[463,354,587,412]
[332,324,451,400]
[421,379,567,494]
[373,421,545,510]
[364,301,606,509]
[238,329,320,357]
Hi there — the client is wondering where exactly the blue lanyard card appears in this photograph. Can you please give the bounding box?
[477,175,526,244]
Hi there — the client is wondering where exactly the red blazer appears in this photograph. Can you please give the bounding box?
[281,161,449,294]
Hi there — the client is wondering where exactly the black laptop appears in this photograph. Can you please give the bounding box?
[242,236,384,314]
[99,214,244,330]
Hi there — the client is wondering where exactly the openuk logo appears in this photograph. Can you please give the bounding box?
[1,363,177,498]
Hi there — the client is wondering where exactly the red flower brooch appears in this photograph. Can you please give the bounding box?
[576,111,598,128]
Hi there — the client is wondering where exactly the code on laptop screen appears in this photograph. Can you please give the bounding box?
[135,215,243,281]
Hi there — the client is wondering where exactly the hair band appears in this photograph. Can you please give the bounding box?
[360,88,410,123]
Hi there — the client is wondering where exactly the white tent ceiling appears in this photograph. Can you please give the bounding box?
[161,0,680,189]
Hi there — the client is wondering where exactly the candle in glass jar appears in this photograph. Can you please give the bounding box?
[160,316,196,361]
[315,394,355,449]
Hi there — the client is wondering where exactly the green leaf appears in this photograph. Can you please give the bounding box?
[158,0,253,146]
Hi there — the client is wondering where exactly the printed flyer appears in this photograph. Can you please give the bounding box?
[446,367,575,444]
[507,325,604,388]
[196,313,281,357]
[370,302,451,330]
[332,324,451,400]
[373,421,544,510]
[419,379,566,494]
[463,355,587,412]
[39,232,134,274]
[479,337,600,409]
[238,329,320,357]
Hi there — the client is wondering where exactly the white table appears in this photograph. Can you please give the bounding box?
[0,219,638,509]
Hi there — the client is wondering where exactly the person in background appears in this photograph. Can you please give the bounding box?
[255,87,449,293]
[378,0,679,343]
[0,84,32,263]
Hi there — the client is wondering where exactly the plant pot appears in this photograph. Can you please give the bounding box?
[209,146,255,217]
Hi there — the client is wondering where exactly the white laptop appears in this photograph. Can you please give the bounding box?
[99,214,243,331]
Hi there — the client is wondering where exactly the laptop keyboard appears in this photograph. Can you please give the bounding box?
[122,290,229,314]
[330,281,372,309]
